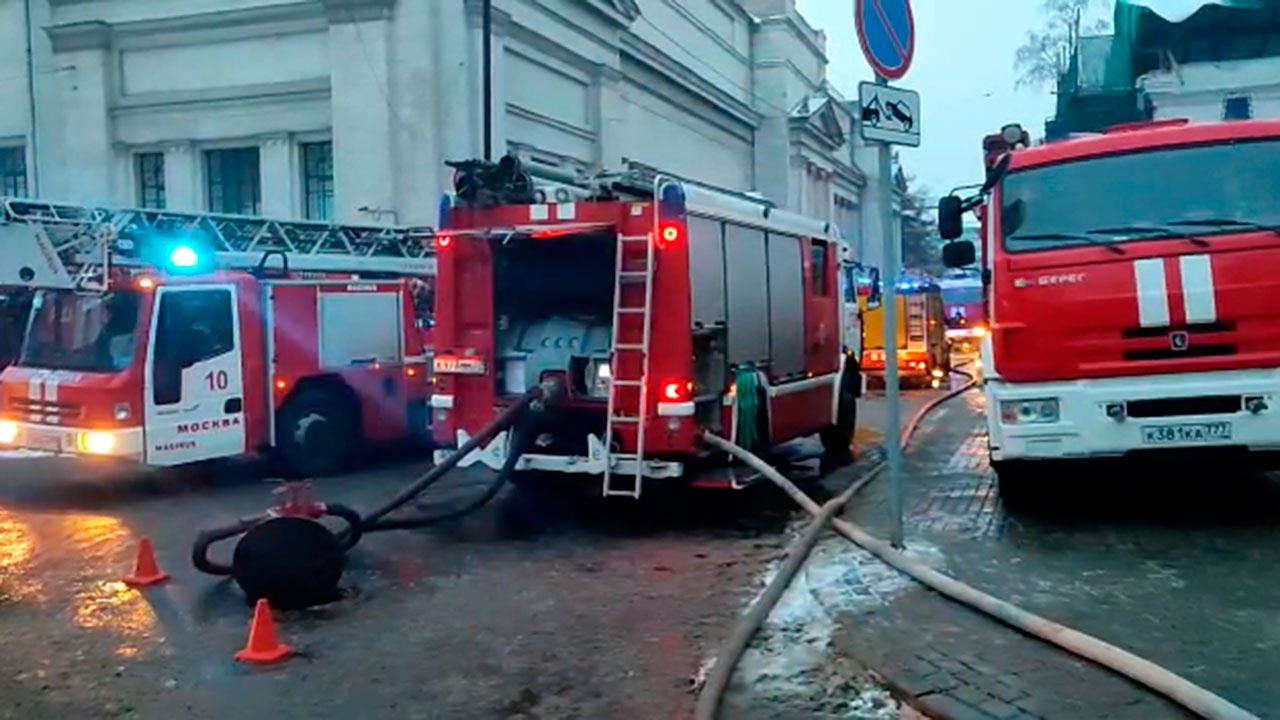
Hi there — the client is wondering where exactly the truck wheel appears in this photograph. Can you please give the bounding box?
[275,387,358,477]
[821,364,861,466]
[992,460,1040,510]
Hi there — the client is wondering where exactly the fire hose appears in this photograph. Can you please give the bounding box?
[694,372,1259,720]
[191,380,562,609]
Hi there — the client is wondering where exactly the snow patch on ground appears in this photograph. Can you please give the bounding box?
[725,528,947,717]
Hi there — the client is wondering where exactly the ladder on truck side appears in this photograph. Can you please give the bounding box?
[602,220,659,498]
[0,197,437,291]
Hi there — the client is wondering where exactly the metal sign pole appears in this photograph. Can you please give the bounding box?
[876,76,905,550]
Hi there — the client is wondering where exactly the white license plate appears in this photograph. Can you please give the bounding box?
[26,430,61,451]
[1141,422,1232,445]
[432,356,485,374]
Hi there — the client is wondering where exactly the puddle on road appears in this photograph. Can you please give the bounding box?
[0,510,41,600]
[725,531,946,716]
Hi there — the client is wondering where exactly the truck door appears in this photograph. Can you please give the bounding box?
[143,285,246,465]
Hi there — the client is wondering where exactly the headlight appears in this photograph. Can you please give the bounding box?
[77,431,116,454]
[973,326,987,337]
[0,421,16,444]
[585,358,612,397]
[1000,398,1060,425]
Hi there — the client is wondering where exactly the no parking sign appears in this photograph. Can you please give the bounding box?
[855,0,916,81]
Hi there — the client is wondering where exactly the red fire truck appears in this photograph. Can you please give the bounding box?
[938,271,985,353]
[429,163,861,497]
[939,119,1280,501]
[0,198,436,476]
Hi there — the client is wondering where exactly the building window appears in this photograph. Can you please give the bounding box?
[810,240,830,296]
[301,142,334,221]
[136,153,166,209]
[1223,95,1252,120]
[205,147,261,215]
[1,147,27,197]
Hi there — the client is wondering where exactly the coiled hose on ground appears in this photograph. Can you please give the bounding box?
[191,382,559,602]
[694,371,1260,720]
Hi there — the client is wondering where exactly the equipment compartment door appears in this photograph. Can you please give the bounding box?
[143,285,246,465]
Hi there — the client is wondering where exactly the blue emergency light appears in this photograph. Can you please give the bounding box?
[658,181,686,217]
[168,245,200,268]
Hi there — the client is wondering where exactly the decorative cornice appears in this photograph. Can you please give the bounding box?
[591,62,624,84]
[45,21,112,53]
[584,0,641,27]
[321,0,395,24]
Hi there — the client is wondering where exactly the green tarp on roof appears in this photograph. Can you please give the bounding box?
[1106,0,1280,87]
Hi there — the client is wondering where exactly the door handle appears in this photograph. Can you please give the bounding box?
[224,397,243,414]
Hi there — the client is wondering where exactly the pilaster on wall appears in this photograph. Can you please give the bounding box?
[163,142,201,213]
[323,0,396,223]
[260,135,295,218]
[592,63,623,171]
[45,20,115,204]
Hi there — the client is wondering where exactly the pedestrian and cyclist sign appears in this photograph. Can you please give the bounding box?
[856,0,916,81]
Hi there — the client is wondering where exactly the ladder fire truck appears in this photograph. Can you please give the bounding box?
[0,198,436,476]
[938,270,986,354]
[940,118,1280,503]
[429,159,862,497]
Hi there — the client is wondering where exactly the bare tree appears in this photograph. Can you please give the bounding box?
[1015,0,1114,91]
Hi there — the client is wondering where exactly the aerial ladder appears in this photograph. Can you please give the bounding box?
[0,197,438,291]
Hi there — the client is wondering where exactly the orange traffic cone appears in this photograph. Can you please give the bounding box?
[234,599,294,665]
[123,538,170,587]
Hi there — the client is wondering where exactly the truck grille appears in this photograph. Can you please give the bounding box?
[1126,395,1242,418]
[11,399,83,423]
[1120,321,1236,361]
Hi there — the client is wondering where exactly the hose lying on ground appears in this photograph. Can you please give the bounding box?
[697,378,1259,720]
[193,382,560,579]
[694,372,978,720]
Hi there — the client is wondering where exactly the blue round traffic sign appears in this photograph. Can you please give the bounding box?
[856,0,915,81]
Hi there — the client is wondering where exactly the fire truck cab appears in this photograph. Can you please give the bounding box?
[940,119,1280,502]
[0,199,436,476]
[430,161,861,497]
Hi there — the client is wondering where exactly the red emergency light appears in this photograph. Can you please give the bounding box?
[435,234,454,249]
[656,222,683,249]
[661,380,691,402]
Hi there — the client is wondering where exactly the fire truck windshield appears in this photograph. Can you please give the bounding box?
[1001,137,1280,253]
[17,290,141,373]
[941,285,982,305]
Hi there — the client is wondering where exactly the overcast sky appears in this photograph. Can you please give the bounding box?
[794,0,1061,201]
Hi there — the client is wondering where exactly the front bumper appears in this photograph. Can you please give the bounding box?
[987,367,1280,462]
[0,420,145,460]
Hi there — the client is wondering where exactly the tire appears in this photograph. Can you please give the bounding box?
[993,459,1041,510]
[275,387,358,478]
[821,363,861,465]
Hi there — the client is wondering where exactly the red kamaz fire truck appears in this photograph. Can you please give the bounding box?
[939,119,1280,502]
[429,161,862,497]
[0,198,436,476]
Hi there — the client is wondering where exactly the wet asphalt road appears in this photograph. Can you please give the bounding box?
[847,389,1280,717]
[0,441,849,719]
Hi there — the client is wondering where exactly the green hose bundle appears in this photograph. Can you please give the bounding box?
[734,365,760,451]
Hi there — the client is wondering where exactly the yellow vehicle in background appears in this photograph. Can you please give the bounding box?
[860,276,950,389]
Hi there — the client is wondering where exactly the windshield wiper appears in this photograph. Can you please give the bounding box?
[1087,224,1209,248]
[1165,217,1280,238]
[1008,232,1127,255]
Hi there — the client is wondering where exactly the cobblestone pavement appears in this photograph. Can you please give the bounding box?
[828,387,1278,719]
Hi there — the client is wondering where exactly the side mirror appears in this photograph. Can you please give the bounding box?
[941,241,976,269]
[938,195,964,240]
[982,153,1012,193]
